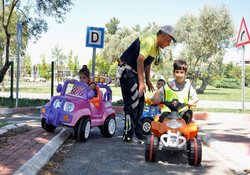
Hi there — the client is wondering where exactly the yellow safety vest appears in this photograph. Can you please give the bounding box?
[161,80,191,113]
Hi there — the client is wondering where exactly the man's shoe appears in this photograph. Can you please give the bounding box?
[122,136,133,142]
[134,127,146,140]
[122,133,133,142]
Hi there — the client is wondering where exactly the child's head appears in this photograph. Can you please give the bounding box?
[173,60,188,84]
[79,65,91,83]
[156,79,165,89]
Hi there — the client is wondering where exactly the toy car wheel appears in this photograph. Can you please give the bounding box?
[145,134,159,162]
[75,117,91,142]
[41,118,56,133]
[187,137,202,166]
[142,118,152,135]
[100,116,116,137]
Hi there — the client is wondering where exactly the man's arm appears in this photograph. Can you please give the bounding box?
[145,64,155,92]
[137,54,145,97]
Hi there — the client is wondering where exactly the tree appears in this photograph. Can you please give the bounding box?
[0,0,73,83]
[67,50,79,76]
[51,45,67,82]
[24,54,32,76]
[39,55,50,79]
[87,55,109,76]
[67,50,73,74]
[105,17,120,35]
[245,66,250,86]
[175,5,234,93]
[72,55,79,76]
[132,24,141,32]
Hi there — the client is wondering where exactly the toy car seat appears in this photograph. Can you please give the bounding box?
[89,87,102,109]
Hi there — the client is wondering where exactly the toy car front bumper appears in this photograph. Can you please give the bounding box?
[41,106,73,127]
[160,130,186,149]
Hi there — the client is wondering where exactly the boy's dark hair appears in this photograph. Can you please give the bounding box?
[158,79,166,84]
[79,65,90,78]
[173,59,188,72]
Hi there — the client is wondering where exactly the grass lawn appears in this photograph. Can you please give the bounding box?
[109,84,250,102]
[197,85,250,102]
[2,81,249,102]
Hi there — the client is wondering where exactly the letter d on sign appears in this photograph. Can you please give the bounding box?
[91,32,99,43]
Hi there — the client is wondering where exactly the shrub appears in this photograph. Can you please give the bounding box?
[0,97,48,108]
[213,78,240,89]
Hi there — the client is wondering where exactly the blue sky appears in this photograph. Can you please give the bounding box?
[26,0,250,65]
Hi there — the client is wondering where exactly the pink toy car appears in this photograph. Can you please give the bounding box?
[40,77,116,142]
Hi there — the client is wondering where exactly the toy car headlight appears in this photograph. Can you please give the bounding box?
[166,119,183,129]
[64,102,75,112]
[144,106,150,112]
[53,99,62,109]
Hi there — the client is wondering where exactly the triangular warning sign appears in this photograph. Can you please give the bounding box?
[236,17,250,47]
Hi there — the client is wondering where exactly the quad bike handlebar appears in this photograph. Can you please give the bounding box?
[161,99,187,112]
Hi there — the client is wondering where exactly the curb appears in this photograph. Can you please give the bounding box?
[0,123,27,135]
[0,106,41,115]
[13,127,71,175]
[199,128,250,171]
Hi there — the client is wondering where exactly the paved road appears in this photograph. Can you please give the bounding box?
[37,116,243,175]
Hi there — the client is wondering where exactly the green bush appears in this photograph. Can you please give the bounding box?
[213,78,240,89]
[0,97,48,108]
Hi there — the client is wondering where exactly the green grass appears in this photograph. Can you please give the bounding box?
[4,81,250,102]
[197,85,250,102]
[110,84,250,102]
[0,121,9,127]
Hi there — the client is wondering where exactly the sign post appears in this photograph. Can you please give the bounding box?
[236,17,250,112]
[16,22,22,107]
[86,26,105,77]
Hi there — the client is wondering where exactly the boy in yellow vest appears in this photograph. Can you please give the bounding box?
[152,59,199,123]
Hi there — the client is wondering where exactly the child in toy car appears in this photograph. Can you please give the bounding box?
[152,60,199,124]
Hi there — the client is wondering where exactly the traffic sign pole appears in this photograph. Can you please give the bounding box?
[241,46,245,112]
[91,47,96,78]
[16,22,22,107]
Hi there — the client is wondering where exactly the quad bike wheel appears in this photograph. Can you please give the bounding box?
[142,118,152,135]
[41,118,56,133]
[145,134,159,162]
[75,117,91,142]
[99,116,116,137]
[187,137,202,166]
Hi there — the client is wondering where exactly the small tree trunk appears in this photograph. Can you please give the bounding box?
[197,77,210,94]
[1,81,4,92]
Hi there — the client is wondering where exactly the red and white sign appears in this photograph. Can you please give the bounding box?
[236,17,250,47]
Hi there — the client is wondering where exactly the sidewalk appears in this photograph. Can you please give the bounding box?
[0,107,249,175]
[197,112,250,172]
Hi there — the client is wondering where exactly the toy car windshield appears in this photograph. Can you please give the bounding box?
[66,83,86,97]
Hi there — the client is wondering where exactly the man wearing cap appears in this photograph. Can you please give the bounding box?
[118,25,176,142]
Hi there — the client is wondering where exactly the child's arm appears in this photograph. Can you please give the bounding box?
[188,83,199,107]
[88,83,96,91]
[151,90,163,105]
[187,97,199,108]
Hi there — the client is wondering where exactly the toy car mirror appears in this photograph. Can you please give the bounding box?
[56,84,62,93]
[88,90,95,99]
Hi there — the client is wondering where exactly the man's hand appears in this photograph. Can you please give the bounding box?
[146,80,155,92]
[139,83,145,97]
